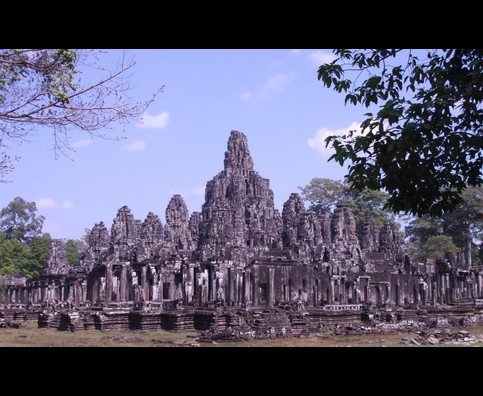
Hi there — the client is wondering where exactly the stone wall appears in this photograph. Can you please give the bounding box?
[3,130,481,317]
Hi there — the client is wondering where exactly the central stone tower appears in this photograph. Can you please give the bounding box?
[198,131,282,262]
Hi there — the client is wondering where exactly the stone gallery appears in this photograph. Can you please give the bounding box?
[2,131,482,336]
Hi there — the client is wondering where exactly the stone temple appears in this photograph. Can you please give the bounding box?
[2,131,482,336]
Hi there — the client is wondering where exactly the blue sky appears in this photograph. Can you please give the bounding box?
[1,49,374,240]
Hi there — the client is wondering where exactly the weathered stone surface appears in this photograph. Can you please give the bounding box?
[361,221,379,253]
[84,221,110,268]
[137,212,164,262]
[282,193,306,249]
[3,128,483,335]
[379,222,402,259]
[331,203,358,250]
[188,212,201,248]
[111,206,139,261]
[45,240,70,275]
[281,193,331,263]
[198,130,282,261]
[165,194,193,251]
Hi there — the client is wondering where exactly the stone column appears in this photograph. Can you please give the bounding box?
[141,266,149,301]
[60,281,64,301]
[120,265,127,302]
[227,267,232,306]
[328,278,334,304]
[241,272,246,306]
[74,280,80,307]
[268,267,275,307]
[105,264,113,302]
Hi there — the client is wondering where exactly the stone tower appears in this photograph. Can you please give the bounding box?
[45,239,70,275]
[165,194,193,251]
[198,130,281,261]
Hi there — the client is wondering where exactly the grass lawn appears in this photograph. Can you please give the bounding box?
[2,322,483,347]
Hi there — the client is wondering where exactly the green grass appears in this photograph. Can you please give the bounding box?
[1,322,483,347]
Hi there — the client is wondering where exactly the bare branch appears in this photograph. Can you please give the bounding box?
[0,49,163,180]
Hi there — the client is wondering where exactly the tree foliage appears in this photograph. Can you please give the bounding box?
[347,188,395,230]
[0,196,44,244]
[24,234,52,278]
[420,235,460,262]
[0,49,162,181]
[65,239,87,267]
[298,178,348,215]
[405,186,482,265]
[318,49,483,217]
[298,177,395,232]
[0,232,51,278]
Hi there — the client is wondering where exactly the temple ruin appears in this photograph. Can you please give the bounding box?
[1,130,482,337]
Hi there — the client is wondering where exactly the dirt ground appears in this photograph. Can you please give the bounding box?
[1,322,483,347]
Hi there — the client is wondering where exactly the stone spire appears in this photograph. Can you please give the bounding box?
[165,194,193,251]
[331,202,359,250]
[282,193,306,248]
[199,130,281,261]
[111,205,139,261]
[137,212,164,261]
[45,239,70,275]
[224,130,254,175]
[85,221,111,267]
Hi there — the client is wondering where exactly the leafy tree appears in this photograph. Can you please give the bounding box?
[0,232,50,278]
[0,196,44,244]
[65,239,87,267]
[27,233,52,278]
[0,49,163,181]
[0,232,30,275]
[298,178,348,215]
[347,188,394,230]
[441,186,482,267]
[298,178,393,225]
[405,186,482,266]
[318,49,483,217]
[419,235,459,262]
[405,216,443,247]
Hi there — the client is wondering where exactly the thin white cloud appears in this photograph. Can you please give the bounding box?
[35,198,75,210]
[289,49,302,56]
[306,50,337,67]
[72,139,93,149]
[191,186,205,196]
[138,111,169,129]
[242,71,296,101]
[62,200,74,209]
[241,91,253,101]
[308,121,361,156]
[36,197,57,209]
[122,140,146,151]
[268,60,284,70]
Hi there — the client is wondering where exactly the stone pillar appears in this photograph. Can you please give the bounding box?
[227,267,232,306]
[105,264,113,302]
[74,280,80,307]
[141,266,149,301]
[328,278,334,304]
[268,267,275,307]
[212,273,217,302]
[477,273,482,298]
[92,279,98,305]
[241,272,246,306]
[120,265,127,302]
